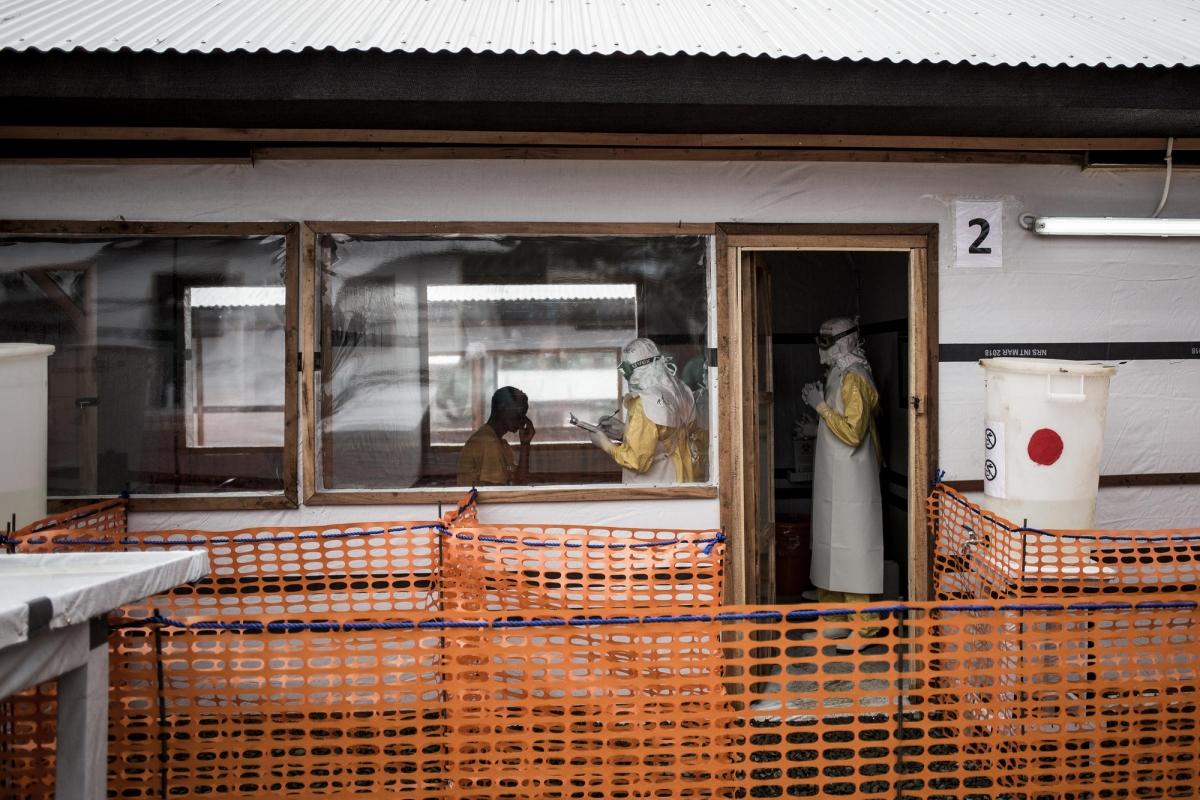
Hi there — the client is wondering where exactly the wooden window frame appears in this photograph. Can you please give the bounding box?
[714,223,940,603]
[301,221,719,505]
[0,220,300,512]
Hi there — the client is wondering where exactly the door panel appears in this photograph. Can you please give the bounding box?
[747,253,775,603]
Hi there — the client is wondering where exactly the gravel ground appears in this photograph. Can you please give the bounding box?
[739,641,1010,799]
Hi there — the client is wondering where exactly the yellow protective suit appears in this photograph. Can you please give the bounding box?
[815,371,882,460]
[604,395,698,484]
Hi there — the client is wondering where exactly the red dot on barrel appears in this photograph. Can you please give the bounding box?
[1027,428,1064,466]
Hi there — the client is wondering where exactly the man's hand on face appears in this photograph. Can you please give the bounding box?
[518,416,536,445]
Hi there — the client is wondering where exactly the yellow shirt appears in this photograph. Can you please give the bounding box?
[606,396,699,482]
[457,425,514,486]
[816,371,882,459]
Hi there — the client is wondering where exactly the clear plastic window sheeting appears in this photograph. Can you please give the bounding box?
[0,234,289,497]
[316,234,712,491]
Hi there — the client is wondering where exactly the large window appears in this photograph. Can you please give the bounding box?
[0,223,296,505]
[313,231,711,494]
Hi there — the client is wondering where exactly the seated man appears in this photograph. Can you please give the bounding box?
[456,386,535,486]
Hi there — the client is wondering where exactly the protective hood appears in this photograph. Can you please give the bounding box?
[620,338,696,427]
[818,317,873,377]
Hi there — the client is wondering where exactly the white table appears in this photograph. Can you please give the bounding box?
[0,551,209,799]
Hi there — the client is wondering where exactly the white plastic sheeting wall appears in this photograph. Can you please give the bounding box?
[1,159,1198,531]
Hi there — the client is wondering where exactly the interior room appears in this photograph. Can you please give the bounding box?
[765,250,911,601]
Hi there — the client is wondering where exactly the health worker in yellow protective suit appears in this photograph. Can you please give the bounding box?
[801,317,884,637]
[589,338,701,484]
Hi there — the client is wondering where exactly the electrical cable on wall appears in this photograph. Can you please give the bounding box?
[1022,136,1194,236]
[1151,136,1175,218]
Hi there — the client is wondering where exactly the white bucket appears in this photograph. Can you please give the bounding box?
[980,358,1117,529]
[0,343,55,530]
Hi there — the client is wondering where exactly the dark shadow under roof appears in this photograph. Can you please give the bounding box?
[3,49,1200,138]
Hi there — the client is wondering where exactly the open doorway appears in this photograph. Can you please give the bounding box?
[767,251,911,602]
[718,226,937,605]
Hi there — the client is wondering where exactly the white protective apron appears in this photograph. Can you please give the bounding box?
[809,362,884,594]
[621,392,687,485]
[621,445,676,484]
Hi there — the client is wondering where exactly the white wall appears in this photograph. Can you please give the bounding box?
[2,159,1198,530]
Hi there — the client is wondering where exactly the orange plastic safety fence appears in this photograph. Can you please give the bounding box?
[1,509,724,799]
[97,600,1200,799]
[8,489,1200,799]
[440,522,725,612]
[2,517,441,800]
[930,484,1200,599]
[6,497,128,554]
[0,679,56,799]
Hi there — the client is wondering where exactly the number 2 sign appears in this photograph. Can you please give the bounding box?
[954,199,1003,269]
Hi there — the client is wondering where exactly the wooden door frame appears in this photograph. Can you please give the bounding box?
[715,223,939,603]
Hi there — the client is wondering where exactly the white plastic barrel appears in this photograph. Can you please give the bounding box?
[0,343,55,530]
[980,358,1117,529]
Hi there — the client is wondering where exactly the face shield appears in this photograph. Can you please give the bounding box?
[619,355,660,382]
[816,321,860,367]
[815,325,859,350]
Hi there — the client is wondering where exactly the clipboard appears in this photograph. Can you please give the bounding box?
[569,413,603,434]
[570,413,621,441]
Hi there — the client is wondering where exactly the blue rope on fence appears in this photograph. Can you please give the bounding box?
[14,523,451,548]
[450,529,726,553]
[18,525,726,553]
[126,598,1199,635]
[935,479,1200,543]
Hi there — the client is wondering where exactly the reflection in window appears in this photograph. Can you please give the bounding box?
[318,235,710,491]
[427,284,634,446]
[0,234,288,497]
[183,286,286,448]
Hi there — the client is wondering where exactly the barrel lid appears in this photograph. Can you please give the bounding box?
[979,357,1117,376]
[0,343,55,362]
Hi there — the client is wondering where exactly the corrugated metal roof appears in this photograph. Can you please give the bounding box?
[1,0,1198,68]
[187,286,285,308]
[427,284,637,303]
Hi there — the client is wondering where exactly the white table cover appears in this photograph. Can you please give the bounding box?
[0,551,209,651]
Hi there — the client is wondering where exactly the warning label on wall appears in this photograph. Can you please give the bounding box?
[984,421,1006,498]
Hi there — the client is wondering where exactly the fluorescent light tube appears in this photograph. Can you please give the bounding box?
[1032,217,1200,236]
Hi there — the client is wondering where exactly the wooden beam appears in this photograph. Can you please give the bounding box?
[0,148,1082,166]
[0,127,1194,152]
[305,486,719,505]
[300,224,318,504]
[0,157,253,166]
[947,473,1200,492]
[281,223,300,508]
[720,223,938,237]
[241,147,1081,165]
[908,246,933,602]
[25,270,87,332]
[739,252,759,603]
[47,494,298,513]
[0,221,293,236]
[923,228,940,600]
[304,221,716,236]
[715,228,742,605]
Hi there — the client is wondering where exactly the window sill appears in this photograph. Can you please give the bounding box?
[48,493,297,513]
[304,484,718,505]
